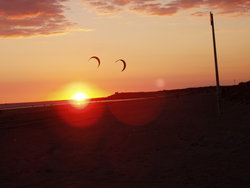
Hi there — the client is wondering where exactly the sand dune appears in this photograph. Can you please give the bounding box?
[0,85,250,187]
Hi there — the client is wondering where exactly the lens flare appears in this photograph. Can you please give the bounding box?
[52,82,107,127]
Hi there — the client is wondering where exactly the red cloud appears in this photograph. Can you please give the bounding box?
[0,0,72,38]
[83,0,250,17]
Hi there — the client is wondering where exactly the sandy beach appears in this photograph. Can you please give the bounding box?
[0,85,250,187]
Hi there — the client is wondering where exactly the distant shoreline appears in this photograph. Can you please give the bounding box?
[1,82,249,110]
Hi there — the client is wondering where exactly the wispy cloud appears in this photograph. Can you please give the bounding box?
[82,0,250,17]
[0,0,73,38]
[1,0,249,38]
[67,27,94,32]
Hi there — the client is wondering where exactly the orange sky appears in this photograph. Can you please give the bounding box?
[0,0,250,103]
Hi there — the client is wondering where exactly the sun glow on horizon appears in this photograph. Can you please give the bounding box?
[48,82,109,102]
[71,92,89,101]
[70,92,89,109]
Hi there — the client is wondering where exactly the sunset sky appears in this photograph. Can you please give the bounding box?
[0,0,249,103]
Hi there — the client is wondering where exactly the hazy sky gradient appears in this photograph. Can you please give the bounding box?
[0,0,249,103]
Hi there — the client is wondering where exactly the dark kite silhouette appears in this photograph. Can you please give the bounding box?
[115,59,126,72]
[89,56,101,68]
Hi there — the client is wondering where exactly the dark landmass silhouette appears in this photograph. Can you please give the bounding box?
[0,82,250,187]
[109,81,250,103]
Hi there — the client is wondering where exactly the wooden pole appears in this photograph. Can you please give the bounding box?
[210,12,222,115]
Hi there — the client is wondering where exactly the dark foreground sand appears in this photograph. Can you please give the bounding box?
[0,86,250,187]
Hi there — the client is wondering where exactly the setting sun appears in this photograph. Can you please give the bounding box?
[70,92,89,109]
[71,92,89,101]
[48,82,109,102]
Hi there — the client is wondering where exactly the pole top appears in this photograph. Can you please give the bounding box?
[210,12,214,26]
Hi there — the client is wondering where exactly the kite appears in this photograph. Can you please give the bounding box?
[89,56,101,68]
[115,59,126,72]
